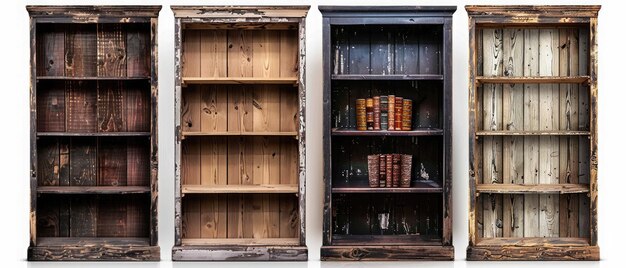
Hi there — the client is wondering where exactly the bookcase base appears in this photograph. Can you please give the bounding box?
[466,245,599,261]
[172,245,308,261]
[320,245,454,261]
[27,245,160,261]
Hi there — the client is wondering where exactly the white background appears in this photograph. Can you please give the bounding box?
[1,0,624,267]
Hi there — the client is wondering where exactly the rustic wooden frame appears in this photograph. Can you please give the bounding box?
[171,6,309,261]
[26,5,161,261]
[466,5,600,261]
[319,6,455,261]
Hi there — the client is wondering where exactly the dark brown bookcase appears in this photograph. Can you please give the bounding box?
[171,6,309,261]
[26,6,161,261]
[319,6,455,260]
[466,5,600,261]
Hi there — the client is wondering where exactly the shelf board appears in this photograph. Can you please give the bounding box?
[37,132,151,137]
[475,237,590,247]
[476,76,590,84]
[182,77,298,85]
[332,180,442,193]
[331,74,443,81]
[37,186,151,195]
[332,234,442,246]
[476,183,589,194]
[476,130,591,136]
[331,128,443,137]
[181,238,299,246]
[183,131,297,137]
[36,237,150,247]
[37,76,150,81]
[182,184,298,194]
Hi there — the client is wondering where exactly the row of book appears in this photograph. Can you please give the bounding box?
[356,95,413,131]
[367,154,412,188]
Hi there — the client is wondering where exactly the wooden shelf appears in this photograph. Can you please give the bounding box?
[331,74,443,81]
[476,76,590,84]
[332,180,442,193]
[37,132,151,137]
[182,77,298,85]
[36,237,150,247]
[37,186,151,195]
[476,184,589,194]
[183,131,297,137]
[332,234,442,246]
[332,128,443,136]
[476,130,591,136]
[182,238,299,246]
[475,237,590,247]
[37,76,150,81]
[182,184,298,194]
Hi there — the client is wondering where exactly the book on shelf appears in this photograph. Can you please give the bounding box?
[379,154,386,187]
[402,99,413,131]
[356,98,366,131]
[385,154,393,187]
[380,95,388,130]
[392,154,401,187]
[367,154,414,188]
[368,155,379,188]
[394,97,403,131]
[388,95,395,130]
[373,96,380,130]
[366,98,374,130]
[400,154,412,187]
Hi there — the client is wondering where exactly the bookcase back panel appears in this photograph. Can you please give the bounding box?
[37,80,151,133]
[37,137,150,187]
[181,137,297,186]
[182,29,299,78]
[36,23,151,77]
[331,81,442,129]
[331,136,442,187]
[37,194,150,238]
[181,194,299,239]
[331,193,442,237]
[332,25,442,75]
[475,27,592,240]
[181,85,297,133]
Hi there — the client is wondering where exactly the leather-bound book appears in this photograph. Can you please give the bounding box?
[380,95,388,130]
[400,154,412,188]
[402,99,413,131]
[385,154,393,187]
[366,98,374,130]
[379,154,387,187]
[388,95,395,130]
[373,96,381,130]
[368,155,379,187]
[394,97,403,130]
[356,98,366,131]
[392,154,401,187]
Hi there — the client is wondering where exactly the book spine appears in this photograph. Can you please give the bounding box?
[394,97,403,131]
[380,96,388,130]
[368,155,379,188]
[392,154,401,187]
[366,98,374,130]
[402,99,413,131]
[400,154,412,188]
[379,154,386,187]
[385,154,393,187]
[373,96,381,130]
[356,98,366,131]
[388,95,395,130]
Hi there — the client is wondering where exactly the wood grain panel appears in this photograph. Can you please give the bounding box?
[370,26,393,75]
[37,24,65,76]
[578,27,590,238]
[126,24,150,77]
[65,24,97,77]
[200,30,227,77]
[523,28,540,237]
[200,86,227,132]
[69,137,96,186]
[70,196,97,237]
[279,30,299,77]
[37,138,60,186]
[182,86,201,132]
[97,81,126,132]
[98,138,127,186]
[98,196,127,236]
[37,82,66,132]
[97,24,127,77]
[394,28,419,75]
[182,30,201,77]
[228,30,253,77]
[127,138,149,186]
[253,31,280,78]
[66,81,97,132]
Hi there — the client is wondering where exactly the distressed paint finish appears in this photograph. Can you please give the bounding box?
[171,6,309,261]
[320,6,456,261]
[27,5,161,261]
[466,5,600,261]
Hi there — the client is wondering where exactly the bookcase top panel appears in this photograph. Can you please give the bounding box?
[466,5,600,18]
[26,6,162,18]
[319,6,456,17]
[171,6,310,19]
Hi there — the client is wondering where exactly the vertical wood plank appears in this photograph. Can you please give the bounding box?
[523,28,540,237]
[181,86,201,132]
[253,31,280,78]
[65,24,97,77]
[37,82,66,132]
[69,137,96,186]
[228,86,253,132]
[37,138,59,186]
[578,27,590,238]
[70,196,97,237]
[182,196,201,238]
[419,26,441,74]
[332,26,349,75]
[125,82,150,132]
[97,81,126,132]
[66,81,97,132]
[201,86,228,133]
[200,30,227,77]
[127,138,149,186]
[97,24,127,77]
[502,28,524,237]
[37,25,65,76]
[370,26,393,75]
[279,30,299,78]
[348,27,370,74]
[200,194,227,238]
[182,30,201,77]
[394,28,419,75]
[97,196,127,237]
[98,138,127,186]
[36,196,59,237]
[126,24,150,77]
[181,138,201,185]
[228,30,253,77]
[538,28,560,238]
[481,28,503,238]
[201,137,227,186]
[126,196,148,237]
